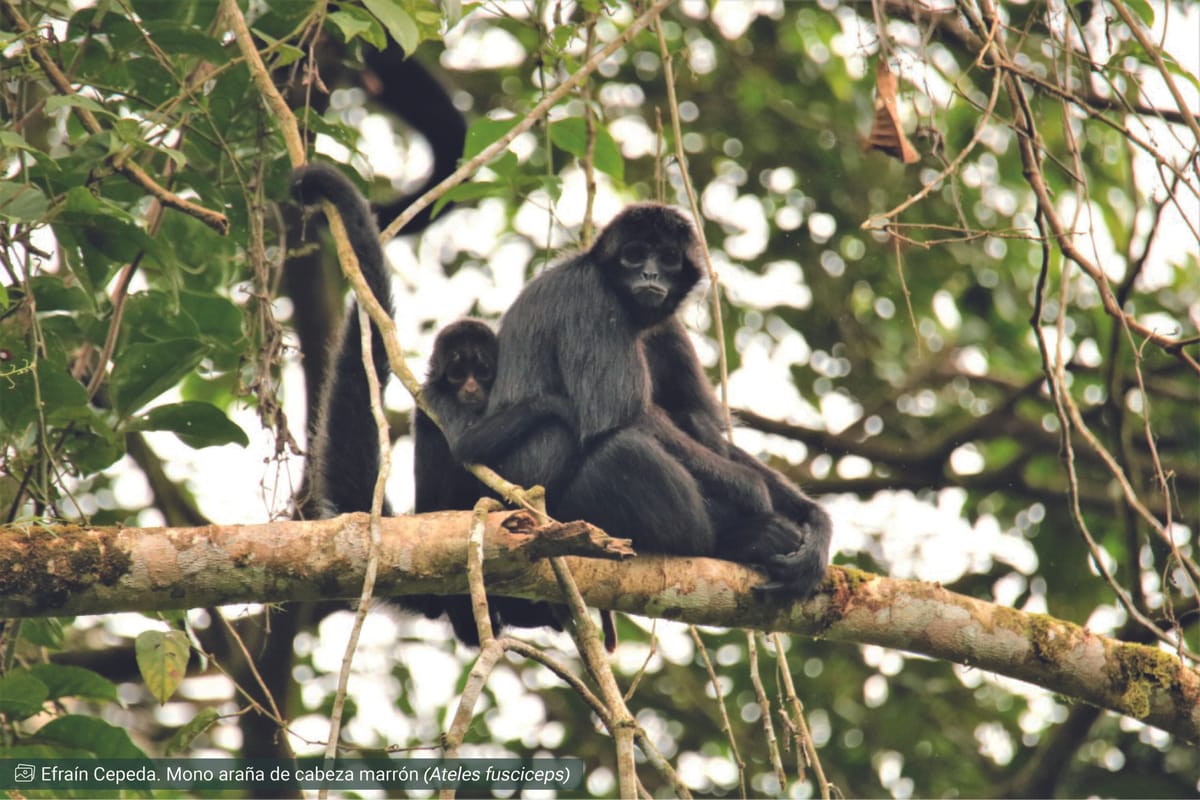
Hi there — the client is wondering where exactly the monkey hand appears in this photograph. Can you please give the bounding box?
[754,545,829,597]
[750,511,832,597]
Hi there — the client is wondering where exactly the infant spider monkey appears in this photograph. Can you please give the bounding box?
[415,319,570,645]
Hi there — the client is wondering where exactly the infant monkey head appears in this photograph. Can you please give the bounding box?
[428,320,497,409]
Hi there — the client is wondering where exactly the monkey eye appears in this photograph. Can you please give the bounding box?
[658,246,683,271]
[474,361,495,383]
[445,361,469,384]
[620,242,650,267]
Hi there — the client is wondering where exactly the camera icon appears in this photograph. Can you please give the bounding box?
[14,764,36,783]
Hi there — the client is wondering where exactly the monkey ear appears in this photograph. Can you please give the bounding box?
[666,210,704,271]
[591,215,624,262]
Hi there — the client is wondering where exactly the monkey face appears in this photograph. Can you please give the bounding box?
[619,240,688,310]
[445,354,493,408]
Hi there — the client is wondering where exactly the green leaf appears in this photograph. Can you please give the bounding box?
[27,664,120,704]
[328,8,386,50]
[549,117,588,157]
[0,671,50,720]
[36,715,150,758]
[66,8,141,52]
[20,617,67,649]
[272,41,307,68]
[0,129,39,153]
[463,116,520,160]
[128,401,249,448]
[135,629,190,704]
[182,291,246,350]
[125,57,179,108]
[362,0,420,54]
[45,93,111,117]
[74,130,119,163]
[120,291,199,346]
[164,707,220,756]
[143,20,227,62]
[0,181,49,222]
[486,149,519,179]
[0,348,90,433]
[61,411,126,472]
[29,275,94,311]
[549,118,625,182]
[56,186,172,292]
[109,339,209,417]
[1119,0,1154,27]
[595,131,624,181]
[441,0,463,27]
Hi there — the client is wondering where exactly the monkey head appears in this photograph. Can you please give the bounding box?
[428,319,498,409]
[591,203,702,324]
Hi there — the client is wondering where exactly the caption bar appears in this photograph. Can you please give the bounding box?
[1,758,584,791]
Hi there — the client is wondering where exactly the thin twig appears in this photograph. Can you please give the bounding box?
[654,18,734,432]
[771,633,833,799]
[1,0,229,234]
[218,0,306,167]
[689,627,748,797]
[746,631,786,790]
[468,499,504,646]
[1109,0,1200,145]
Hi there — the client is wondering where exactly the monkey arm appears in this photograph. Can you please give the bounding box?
[450,395,577,465]
[361,47,466,233]
[640,408,772,514]
[643,318,730,451]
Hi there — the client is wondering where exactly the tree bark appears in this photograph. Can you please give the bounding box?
[1,512,1196,742]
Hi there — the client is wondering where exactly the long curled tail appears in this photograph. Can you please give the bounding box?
[291,163,395,517]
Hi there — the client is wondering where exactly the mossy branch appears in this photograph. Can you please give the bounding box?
[2,516,1196,743]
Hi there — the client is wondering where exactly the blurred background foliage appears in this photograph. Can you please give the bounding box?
[1,0,1197,796]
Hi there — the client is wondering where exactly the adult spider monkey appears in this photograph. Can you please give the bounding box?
[293,163,569,645]
[453,204,831,595]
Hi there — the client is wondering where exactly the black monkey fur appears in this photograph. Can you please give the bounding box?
[453,204,831,594]
[643,318,833,567]
[293,163,395,520]
[293,163,567,645]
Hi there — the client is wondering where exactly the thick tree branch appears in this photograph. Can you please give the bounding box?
[1,515,1196,742]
